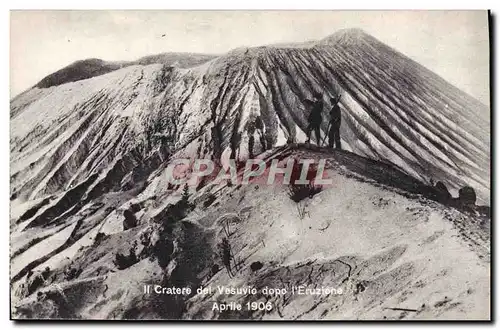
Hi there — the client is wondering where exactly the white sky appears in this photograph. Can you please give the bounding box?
[10,10,490,105]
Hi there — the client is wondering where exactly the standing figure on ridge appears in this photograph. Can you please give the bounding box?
[305,92,324,145]
[328,94,342,150]
[229,130,241,160]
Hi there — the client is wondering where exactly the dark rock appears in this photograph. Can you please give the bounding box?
[250,261,264,272]
[25,272,46,296]
[355,281,366,294]
[210,264,220,276]
[123,209,138,230]
[64,265,82,281]
[41,267,51,280]
[93,232,107,246]
[114,248,138,270]
[458,186,476,206]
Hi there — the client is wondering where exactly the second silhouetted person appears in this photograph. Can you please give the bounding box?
[328,95,342,150]
[306,92,324,145]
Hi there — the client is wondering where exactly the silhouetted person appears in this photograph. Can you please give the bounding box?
[306,93,324,145]
[328,95,342,149]
[229,131,241,160]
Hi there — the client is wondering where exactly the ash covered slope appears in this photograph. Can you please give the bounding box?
[183,146,490,320]
[9,28,491,320]
[11,146,490,320]
[10,28,490,207]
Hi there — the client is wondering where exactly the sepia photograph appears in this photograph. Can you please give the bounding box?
[9,10,491,320]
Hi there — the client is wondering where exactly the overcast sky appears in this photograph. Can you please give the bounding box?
[10,10,489,105]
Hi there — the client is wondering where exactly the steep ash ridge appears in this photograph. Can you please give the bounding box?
[11,29,490,207]
[10,28,491,320]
